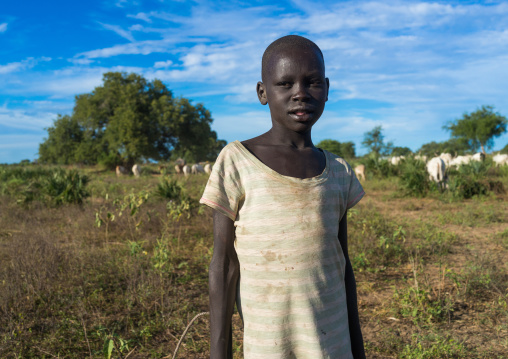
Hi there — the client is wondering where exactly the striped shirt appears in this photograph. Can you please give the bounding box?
[200,141,365,359]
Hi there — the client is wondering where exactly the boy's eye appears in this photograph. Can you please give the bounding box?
[277,81,292,88]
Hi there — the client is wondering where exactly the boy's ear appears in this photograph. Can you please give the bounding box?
[256,81,268,105]
[325,77,330,102]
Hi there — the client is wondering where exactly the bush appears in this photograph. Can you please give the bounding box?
[155,178,186,201]
[398,158,430,197]
[44,169,90,205]
[362,154,400,179]
[447,161,504,199]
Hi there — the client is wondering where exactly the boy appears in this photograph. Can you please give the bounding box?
[200,35,366,359]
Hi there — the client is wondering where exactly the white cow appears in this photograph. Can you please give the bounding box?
[426,157,447,190]
[390,156,405,166]
[450,155,471,168]
[493,154,508,166]
[354,165,366,181]
[116,165,129,176]
[174,164,182,174]
[204,163,212,174]
[439,153,453,167]
[182,165,191,177]
[471,152,485,162]
[415,155,427,163]
[132,164,141,177]
[191,163,205,174]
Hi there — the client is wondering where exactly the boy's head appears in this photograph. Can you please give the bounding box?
[261,35,325,83]
[257,35,329,134]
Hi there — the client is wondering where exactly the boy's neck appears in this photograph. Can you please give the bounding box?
[262,127,315,149]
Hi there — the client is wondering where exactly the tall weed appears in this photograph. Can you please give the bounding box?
[398,158,430,197]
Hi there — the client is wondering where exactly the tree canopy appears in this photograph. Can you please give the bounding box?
[39,72,225,166]
[362,126,393,156]
[316,139,356,159]
[417,138,471,157]
[444,105,507,154]
[391,146,412,157]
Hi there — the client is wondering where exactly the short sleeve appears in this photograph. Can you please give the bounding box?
[346,166,365,210]
[199,144,244,221]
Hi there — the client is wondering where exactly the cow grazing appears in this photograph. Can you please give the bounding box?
[204,163,212,175]
[439,153,452,167]
[116,165,129,176]
[354,165,366,181]
[471,152,485,162]
[427,157,447,190]
[493,154,508,166]
[191,164,205,174]
[390,156,405,166]
[182,165,191,177]
[132,164,141,177]
[450,155,471,168]
[415,155,427,163]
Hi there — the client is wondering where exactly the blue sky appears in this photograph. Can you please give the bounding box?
[1,0,508,163]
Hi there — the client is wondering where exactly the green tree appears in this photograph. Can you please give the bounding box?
[417,138,470,157]
[391,146,412,157]
[38,115,85,164]
[501,143,508,154]
[316,139,356,159]
[317,139,342,157]
[340,141,356,159]
[39,72,224,166]
[444,105,507,154]
[362,126,393,156]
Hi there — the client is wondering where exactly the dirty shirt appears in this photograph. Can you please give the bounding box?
[200,141,365,359]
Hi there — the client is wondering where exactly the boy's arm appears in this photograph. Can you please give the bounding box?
[209,210,239,359]
[339,211,366,359]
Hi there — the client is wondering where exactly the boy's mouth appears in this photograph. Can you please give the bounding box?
[289,108,314,120]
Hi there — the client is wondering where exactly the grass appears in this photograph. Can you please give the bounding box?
[0,163,507,358]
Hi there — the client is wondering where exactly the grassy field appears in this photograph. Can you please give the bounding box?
[0,164,507,358]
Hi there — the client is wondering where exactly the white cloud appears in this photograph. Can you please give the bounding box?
[0,57,51,74]
[0,23,7,33]
[154,60,173,68]
[127,12,152,23]
[99,22,135,42]
[0,104,56,131]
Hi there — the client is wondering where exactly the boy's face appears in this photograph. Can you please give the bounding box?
[257,47,329,134]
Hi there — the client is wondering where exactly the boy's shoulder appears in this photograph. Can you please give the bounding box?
[321,149,353,174]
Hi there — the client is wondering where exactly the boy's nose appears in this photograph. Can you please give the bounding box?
[291,83,310,102]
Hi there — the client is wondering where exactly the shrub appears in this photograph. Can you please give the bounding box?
[398,158,430,197]
[155,178,186,201]
[447,161,504,199]
[44,169,91,205]
[362,154,400,179]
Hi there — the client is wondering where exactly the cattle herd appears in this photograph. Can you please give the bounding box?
[115,158,213,178]
[355,152,508,188]
[113,152,508,188]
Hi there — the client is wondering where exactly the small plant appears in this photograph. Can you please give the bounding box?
[155,177,185,201]
[400,334,467,358]
[398,158,430,197]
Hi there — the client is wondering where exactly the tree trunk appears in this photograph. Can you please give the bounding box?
[480,143,486,154]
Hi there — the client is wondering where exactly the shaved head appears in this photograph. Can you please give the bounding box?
[261,35,324,82]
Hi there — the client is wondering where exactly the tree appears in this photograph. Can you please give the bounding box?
[362,126,393,156]
[340,141,356,159]
[501,143,508,155]
[444,105,507,154]
[417,138,470,157]
[316,139,342,157]
[391,146,412,157]
[316,139,356,159]
[39,72,225,166]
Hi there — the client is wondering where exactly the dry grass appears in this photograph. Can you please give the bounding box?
[0,166,507,358]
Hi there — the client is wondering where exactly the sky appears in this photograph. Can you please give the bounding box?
[1,0,508,163]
